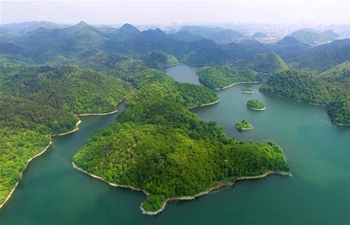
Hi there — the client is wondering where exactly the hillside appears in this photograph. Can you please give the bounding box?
[291,28,337,44]
[259,70,332,105]
[319,61,350,81]
[239,52,289,74]
[197,65,263,90]
[260,69,350,124]
[290,39,350,73]
[73,69,290,214]
[0,64,133,205]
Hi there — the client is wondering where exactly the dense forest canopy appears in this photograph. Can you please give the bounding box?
[238,52,289,74]
[247,100,266,110]
[197,65,263,90]
[1,21,349,210]
[260,69,350,124]
[235,120,253,131]
[0,65,132,206]
[73,76,290,213]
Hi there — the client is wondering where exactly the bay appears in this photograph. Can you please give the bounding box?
[1,63,350,224]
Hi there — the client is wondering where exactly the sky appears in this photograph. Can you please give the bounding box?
[1,0,350,25]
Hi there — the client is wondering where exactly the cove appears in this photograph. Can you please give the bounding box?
[1,63,350,224]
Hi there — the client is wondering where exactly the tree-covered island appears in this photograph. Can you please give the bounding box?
[242,87,254,93]
[73,69,290,215]
[247,100,266,110]
[235,120,253,130]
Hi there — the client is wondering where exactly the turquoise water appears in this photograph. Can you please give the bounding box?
[1,64,350,224]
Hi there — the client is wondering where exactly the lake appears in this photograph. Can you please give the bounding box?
[1,63,350,224]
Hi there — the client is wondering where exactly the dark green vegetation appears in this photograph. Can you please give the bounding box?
[247,100,266,110]
[320,61,350,81]
[125,70,218,109]
[242,87,253,93]
[73,72,290,213]
[0,127,51,204]
[197,65,263,90]
[260,70,332,105]
[0,65,131,204]
[145,51,178,69]
[239,52,289,74]
[235,120,253,131]
[260,69,350,124]
[288,39,350,73]
[1,21,349,72]
[1,20,349,211]
[326,96,350,125]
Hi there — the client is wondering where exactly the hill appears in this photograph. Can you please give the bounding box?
[291,28,337,44]
[239,52,289,74]
[19,21,68,34]
[319,61,350,81]
[73,69,290,215]
[290,39,350,73]
[259,69,350,125]
[168,30,203,42]
[252,32,267,39]
[197,65,263,90]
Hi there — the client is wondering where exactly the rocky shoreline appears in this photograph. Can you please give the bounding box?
[0,94,132,209]
[140,170,291,215]
[247,106,266,111]
[72,161,291,216]
[76,93,132,117]
[213,81,262,91]
[188,99,220,109]
[332,120,350,127]
[52,120,81,136]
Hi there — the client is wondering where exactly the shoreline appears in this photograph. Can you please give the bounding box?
[72,161,291,216]
[242,91,254,94]
[0,141,53,209]
[188,99,220,109]
[141,170,292,215]
[259,89,327,107]
[213,81,262,91]
[247,106,266,111]
[72,162,150,195]
[259,89,350,126]
[76,93,132,117]
[0,94,132,209]
[52,120,81,136]
[332,119,350,127]
[236,125,253,131]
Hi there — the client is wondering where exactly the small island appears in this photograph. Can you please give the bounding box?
[247,100,266,110]
[242,87,254,94]
[235,120,253,130]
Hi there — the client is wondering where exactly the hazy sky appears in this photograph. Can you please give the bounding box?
[1,0,350,25]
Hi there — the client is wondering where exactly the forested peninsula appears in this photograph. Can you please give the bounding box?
[0,66,132,207]
[259,69,350,125]
[73,69,291,215]
[197,65,263,90]
[2,21,349,213]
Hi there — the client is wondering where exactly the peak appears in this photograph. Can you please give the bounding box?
[119,23,140,32]
[66,21,90,32]
[76,21,89,27]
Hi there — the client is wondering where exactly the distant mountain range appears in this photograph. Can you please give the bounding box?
[1,21,350,73]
